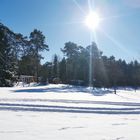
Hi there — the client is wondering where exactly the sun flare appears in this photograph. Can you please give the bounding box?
[85,11,100,30]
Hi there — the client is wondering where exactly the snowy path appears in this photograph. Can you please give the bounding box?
[0,84,140,140]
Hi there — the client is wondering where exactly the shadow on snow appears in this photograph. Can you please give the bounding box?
[11,85,113,96]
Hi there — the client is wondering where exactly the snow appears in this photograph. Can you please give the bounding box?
[0,84,140,140]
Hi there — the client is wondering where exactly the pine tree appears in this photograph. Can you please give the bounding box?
[59,57,67,83]
[0,23,13,86]
[29,29,49,82]
[52,54,59,78]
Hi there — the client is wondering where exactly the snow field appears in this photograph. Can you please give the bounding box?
[0,84,140,140]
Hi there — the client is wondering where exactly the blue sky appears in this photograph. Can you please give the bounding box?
[0,0,140,63]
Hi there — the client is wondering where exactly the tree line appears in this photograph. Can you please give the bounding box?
[0,22,140,88]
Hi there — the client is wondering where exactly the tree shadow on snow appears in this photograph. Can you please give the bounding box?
[11,85,113,96]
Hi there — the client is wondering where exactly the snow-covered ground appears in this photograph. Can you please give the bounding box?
[0,84,140,140]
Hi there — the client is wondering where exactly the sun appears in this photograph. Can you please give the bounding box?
[85,11,100,30]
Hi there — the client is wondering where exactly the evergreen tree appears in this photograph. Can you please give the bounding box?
[0,23,13,86]
[59,57,67,83]
[52,54,59,78]
[86,42,102,87]
[29,29,49,82]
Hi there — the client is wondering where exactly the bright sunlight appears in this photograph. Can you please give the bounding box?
[85,11,100,30]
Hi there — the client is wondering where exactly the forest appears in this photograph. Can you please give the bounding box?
[0,22,140,88]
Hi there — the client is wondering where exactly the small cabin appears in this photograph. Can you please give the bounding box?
[19,75,36,84]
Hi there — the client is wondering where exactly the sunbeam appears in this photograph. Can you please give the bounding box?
[99,28,133,59]
[88,0,95,11]
[72,0,86,15]
[101,11,140,21]
[45,21,83,27]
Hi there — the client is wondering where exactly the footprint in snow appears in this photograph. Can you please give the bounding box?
[58,126,84,131]
[112,123,127,126]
